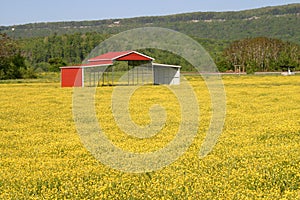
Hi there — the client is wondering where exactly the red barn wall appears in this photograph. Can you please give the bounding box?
[61,68,83,87]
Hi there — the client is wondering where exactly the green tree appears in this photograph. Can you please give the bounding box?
[48,57,67,72]
[222,37,300,73]
[0,33,30,79]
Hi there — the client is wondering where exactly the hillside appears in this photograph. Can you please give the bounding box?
[1,4,299,43]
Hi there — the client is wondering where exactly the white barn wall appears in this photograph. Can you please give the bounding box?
[153,63,181,85]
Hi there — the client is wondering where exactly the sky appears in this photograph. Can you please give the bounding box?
[1,0,299,26]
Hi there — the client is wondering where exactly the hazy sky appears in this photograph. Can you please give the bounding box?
[1,0,299,26]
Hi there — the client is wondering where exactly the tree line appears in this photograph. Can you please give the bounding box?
[19,32,298,73]
[221,37,300,73]
[18,32,230,72]
[1,32,299,79]
[19,32,109,72]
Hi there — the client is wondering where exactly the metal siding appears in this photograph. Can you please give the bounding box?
[173,68,180,85]
[153,65,180,85]
[61,68,83,87]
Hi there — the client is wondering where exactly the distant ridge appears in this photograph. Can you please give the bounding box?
[1,3,299,43]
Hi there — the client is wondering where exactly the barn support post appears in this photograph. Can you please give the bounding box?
[151,62,154,85]
[132,65,134,85]
[142,67,144,84]
[89,70,91,87]
[106,70,109,85]
[128,64,129,86]
[82,68,84,87]
[93,72,96,87]
[97,71,100,87]
[112,65,114,86]
[102,71,104,86]
[137,66,139,85]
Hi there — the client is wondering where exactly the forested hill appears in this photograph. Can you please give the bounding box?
[1,4,300,43]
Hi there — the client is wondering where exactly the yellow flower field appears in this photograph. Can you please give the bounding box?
[0,75,299,199]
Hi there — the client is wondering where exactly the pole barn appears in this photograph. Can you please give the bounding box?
[60,50,181,87]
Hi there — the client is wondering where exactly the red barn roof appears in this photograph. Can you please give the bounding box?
[60,51,154,69]
[88,50,154,62]
[60,62,113,69]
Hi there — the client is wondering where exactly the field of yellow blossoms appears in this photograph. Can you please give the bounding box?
[0,74,300,199]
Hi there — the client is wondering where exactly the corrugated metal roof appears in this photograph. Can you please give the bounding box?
[88,50,154,62]
[60,62,112,69]
[61,51,154,69]
[88,51,132,61]
[85,60,114,65]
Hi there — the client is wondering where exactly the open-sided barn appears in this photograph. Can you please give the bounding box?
[60,51,181,87]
